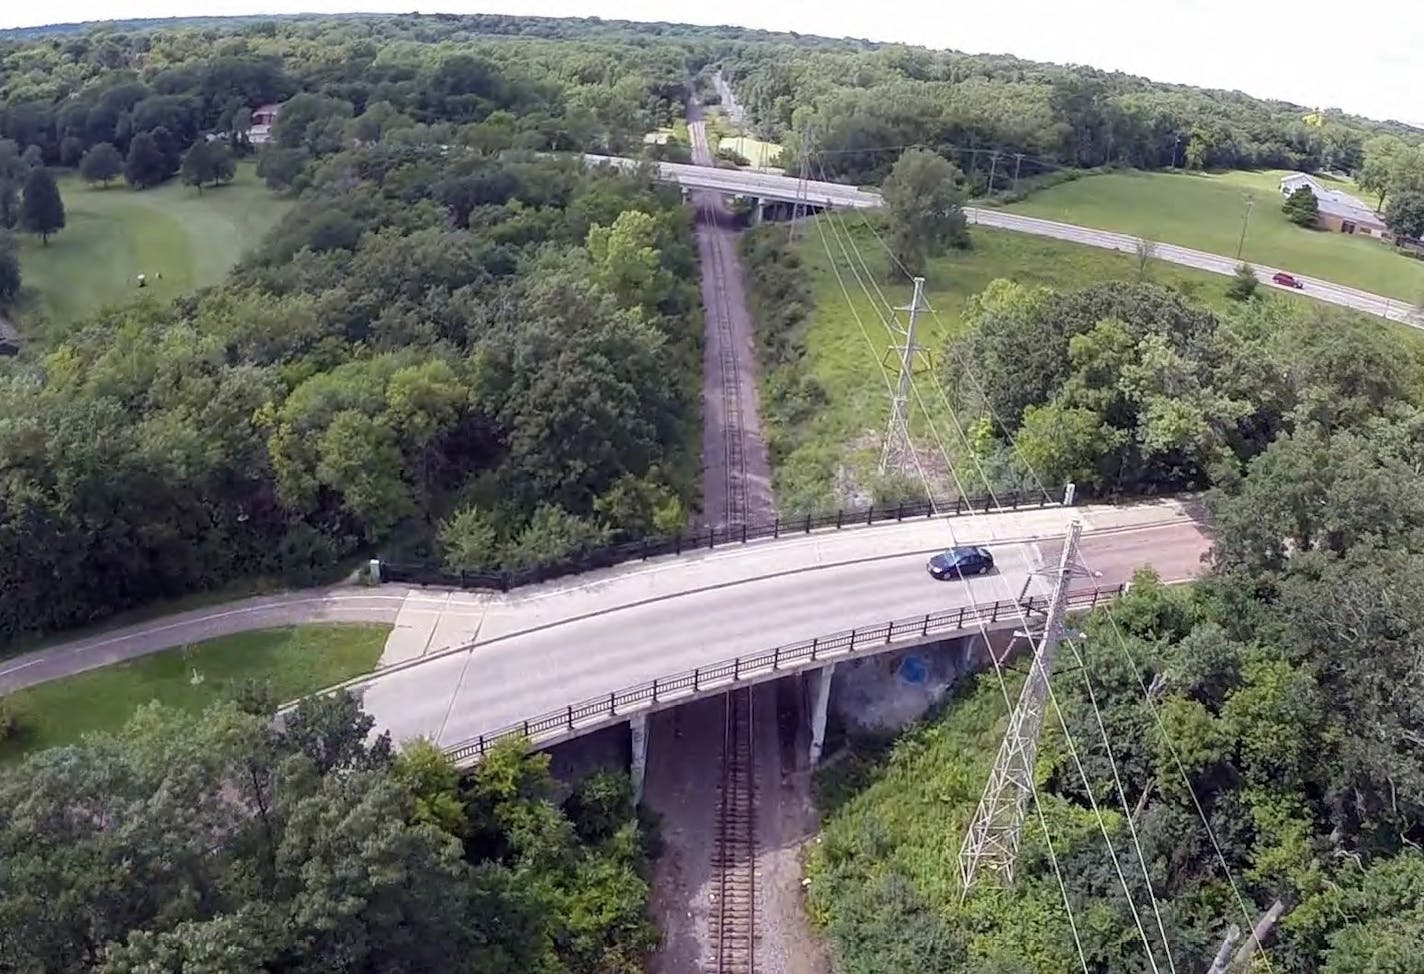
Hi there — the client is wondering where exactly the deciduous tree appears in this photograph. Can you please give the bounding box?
[1282,185,1319,226]
[1226,262,1258,301]
[881,147,968,276]
[1384,189,1424,241]
[123,131,169,189]
[78,141,123,185]
[19,165,63,244]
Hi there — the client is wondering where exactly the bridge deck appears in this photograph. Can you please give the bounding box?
[353,500,1209,751]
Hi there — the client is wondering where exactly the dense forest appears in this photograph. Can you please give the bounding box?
[718,45,1422,189]
[0,691,656,971]
[0,16,712,642]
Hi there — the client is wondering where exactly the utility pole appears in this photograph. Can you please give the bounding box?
[987,151,999,196]
[959,520,1088,893]
[1236,193,1254,260]
[1012,152,1023,192]
[878,276,932,476]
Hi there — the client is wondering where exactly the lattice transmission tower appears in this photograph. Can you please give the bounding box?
[959,519,1089,892]
[878,276,933,476]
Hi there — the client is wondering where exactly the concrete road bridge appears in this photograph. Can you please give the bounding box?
[582,154,1415,325]
[336,498,1210,793]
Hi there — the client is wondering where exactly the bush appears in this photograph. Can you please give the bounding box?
[716,146,750,167]
[1227,262,1259,301]
[1283,185,1320,226]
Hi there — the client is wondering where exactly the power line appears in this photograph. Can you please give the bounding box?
[811,207,1093,973]
[821,195,1177,970]
[837,197,1271,970]
[817,201,1166,968]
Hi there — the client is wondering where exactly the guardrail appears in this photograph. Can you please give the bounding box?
[443,582,1122,764]
[382,486,1068,593]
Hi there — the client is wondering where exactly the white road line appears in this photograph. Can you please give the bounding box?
[0,657,48,678]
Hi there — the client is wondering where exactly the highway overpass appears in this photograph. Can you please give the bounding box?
[343,498,1210,772]
[583,154,1415,326]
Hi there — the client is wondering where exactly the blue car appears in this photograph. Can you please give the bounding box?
[927,546,995,580]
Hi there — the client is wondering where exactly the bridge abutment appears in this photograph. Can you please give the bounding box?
[808,663,836,766]
[630,712,649,804]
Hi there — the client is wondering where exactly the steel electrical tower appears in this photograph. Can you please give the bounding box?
[878,276,932,476]
[959,519,1087,892]
[791,122,813,240]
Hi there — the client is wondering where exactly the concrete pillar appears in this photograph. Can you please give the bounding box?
[629,713,649,805]
[808,663,836,766]
[1063,482,1077,506]
[752,199,764,225]
[367,558,382,584]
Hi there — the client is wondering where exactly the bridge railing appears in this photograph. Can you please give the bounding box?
[442,582,1121,764]
[382,486,1068,594]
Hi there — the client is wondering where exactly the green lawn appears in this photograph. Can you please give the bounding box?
[769,218,1311,511]
[15,161,292,341]
[0,624,388,763]
[1006,168,1424,303]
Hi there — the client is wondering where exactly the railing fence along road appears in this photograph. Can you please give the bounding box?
[443,584,1123,764]
[384,487,1069,593]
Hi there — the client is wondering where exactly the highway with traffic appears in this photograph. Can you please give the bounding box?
[350,498,1209,752]
[585,154,1417,327]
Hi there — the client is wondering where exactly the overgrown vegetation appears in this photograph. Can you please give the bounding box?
[811,539,1424,970]
[0,691,656,972]
[945,278,1421,497]
[808,212,1424,969]
[740,215,1316,511]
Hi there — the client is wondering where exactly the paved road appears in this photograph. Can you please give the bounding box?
[585,155,1417,326]
[353,499,1209,751]
[0,589,403,693]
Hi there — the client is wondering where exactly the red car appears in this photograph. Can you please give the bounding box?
[1272,271,1305,289]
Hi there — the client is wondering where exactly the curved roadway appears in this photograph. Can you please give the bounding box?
[350,499,1210,751]
[0,590,403,693]
[586,155,1417,327]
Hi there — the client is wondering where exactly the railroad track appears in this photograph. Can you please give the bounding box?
[702,211,750,527]
[711,687,757,973]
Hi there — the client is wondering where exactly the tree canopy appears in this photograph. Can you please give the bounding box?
[18,165,64,243]
[0,59,701,642]
[881,146,968,275]
[0,691,656,972]
[719,40,1418,190]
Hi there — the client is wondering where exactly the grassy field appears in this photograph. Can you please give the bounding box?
[769,218,1268,510]
[720,135,783,169]
[0,624,387,763]
[1006,168,1424,302]
[15,161,291,340]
